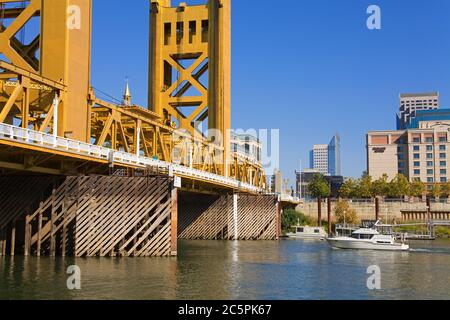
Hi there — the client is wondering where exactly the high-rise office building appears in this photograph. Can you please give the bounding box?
[397,92,439,129]
[328,134,341,176]
[310,144,329,174]
[309,134,341,175]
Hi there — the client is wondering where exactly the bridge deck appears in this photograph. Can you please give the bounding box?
[0,123,304,206]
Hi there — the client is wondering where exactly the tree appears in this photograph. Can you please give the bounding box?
[410,179,426,198]
[441,182,450,198]
[309,174,330,227]
[281,209,311,233]
[339,178,357,198]
[333,200,359,225]
[371,174,389,197]
[429,184,441,199]
[357,174,373,198]
[388,174,409,198]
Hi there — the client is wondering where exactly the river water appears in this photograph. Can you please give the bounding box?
[1,239,449,300]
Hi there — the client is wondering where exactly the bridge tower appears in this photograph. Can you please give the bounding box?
[0,0,92,142]
[149,0,231,177]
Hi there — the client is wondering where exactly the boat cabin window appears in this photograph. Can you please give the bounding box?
[296,227,304,233]
[314,229,320,234]
[351,233,374,239]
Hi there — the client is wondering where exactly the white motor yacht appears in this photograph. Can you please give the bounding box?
[287,226,327,240]
[327,227,409,251]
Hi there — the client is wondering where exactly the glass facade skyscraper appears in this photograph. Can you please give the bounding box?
[328,134,341,176]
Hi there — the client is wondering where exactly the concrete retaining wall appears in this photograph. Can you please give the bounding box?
[297,200,450,222]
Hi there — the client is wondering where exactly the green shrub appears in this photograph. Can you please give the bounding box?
[281,209,311,233]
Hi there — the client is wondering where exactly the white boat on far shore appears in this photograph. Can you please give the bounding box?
[287,226,327,240]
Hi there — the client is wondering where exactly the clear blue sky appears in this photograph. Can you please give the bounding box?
[91,0,450,185]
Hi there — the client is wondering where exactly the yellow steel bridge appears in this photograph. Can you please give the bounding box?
[0,0,299,202]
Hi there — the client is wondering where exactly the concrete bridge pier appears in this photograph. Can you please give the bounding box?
[178,192,280,240]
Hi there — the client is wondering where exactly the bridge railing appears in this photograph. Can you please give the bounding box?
[0,122,263,194]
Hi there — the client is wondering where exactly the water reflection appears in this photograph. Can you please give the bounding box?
[0,239,449,300]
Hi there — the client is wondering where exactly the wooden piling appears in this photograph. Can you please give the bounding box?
[171,187,178,256]
[10,221,16,256]
[36,202,43,257]
[50,189,56,257]
[317,197,322,227]
[24,215,31,256]
[327,198,332,235]
[375,197,380,221]
[0,229,5,256]
[61,200,67,257]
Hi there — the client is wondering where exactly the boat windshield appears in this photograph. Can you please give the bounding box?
[351,233,374,240]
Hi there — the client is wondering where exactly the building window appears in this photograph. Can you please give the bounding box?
[414,154,420,159]
[427,161,433,167]
[414,169,420,175]
[440,153,447,159]
[427,177,434,183]
[441,169,447,175]
[426,145,433,151]
[413,137,420,143]
[426,137,434,143]
[398,162,405,168]
[398,154,405,160]
[439,137,447,142]
[440,145,446,151]
[413,146,420,151]
[441,161,447,167]
[397,146,404,152]
[441,177,447,183]
[414,161,420,167]
[427,169,434,175]
[426,153,433,159]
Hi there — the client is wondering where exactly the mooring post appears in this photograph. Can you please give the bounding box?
[375,197,380,221]
[276,201,282,240]
[317,197,322,227]
[171,187,178,256]
[50,189,56,257]
[10,221,16,257]
[0,229,4,256]
[327,198,332,235]
[24,214,31,257]
[37,202,43,257]
[233,194,239,240]
[61,200,67,257]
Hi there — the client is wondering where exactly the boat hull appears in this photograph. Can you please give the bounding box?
[327,238,409,251]
[287,234,326,240]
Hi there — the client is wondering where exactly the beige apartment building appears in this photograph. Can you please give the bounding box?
[367,125,450,183]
